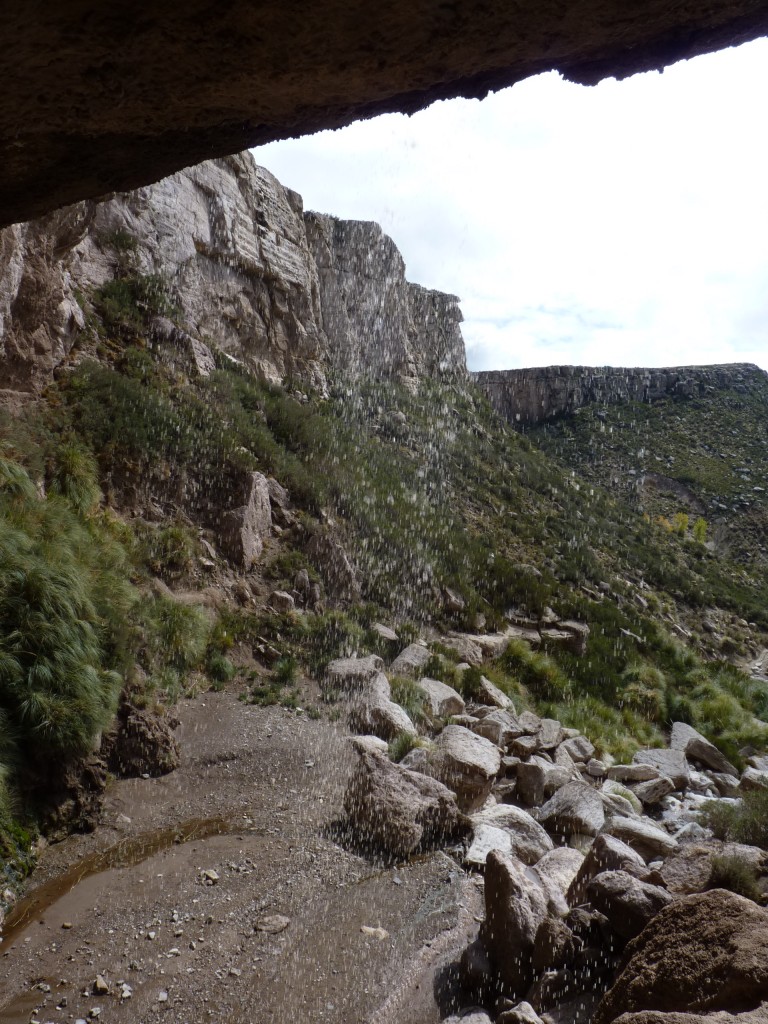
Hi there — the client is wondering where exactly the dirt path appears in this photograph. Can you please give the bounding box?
[0,689,478,1024]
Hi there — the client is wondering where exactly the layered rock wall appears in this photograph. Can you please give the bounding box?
[0,153,467,395]
[474,363,765,427]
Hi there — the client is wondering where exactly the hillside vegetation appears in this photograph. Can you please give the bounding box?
[1,261,767,873]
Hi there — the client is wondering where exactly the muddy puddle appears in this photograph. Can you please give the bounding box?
[1,815,231,948]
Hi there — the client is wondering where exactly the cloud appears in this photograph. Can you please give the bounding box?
[254,39,768,373]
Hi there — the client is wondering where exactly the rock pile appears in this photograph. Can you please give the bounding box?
[335,638,768,1024]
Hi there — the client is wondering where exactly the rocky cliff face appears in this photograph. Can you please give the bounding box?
[475,363,766,427]
[0,152,467,398]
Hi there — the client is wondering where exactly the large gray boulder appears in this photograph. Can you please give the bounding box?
[342,739,463,858]
[670,722,738,777]
[426,724,501,811]
[604,816,678,861]
[324,654,384,693]
[633,749,690,791]
[568,833,647,905]
[659,840,768,896]
[586,870,674,940]
[416,677,465,718]
[389,642,431,677]
[593,890,768,1024]
[348,672,417,740]
[473,803,554,865]
[533,846,585,898]
[465,822,513,867]
[537,781,605,837]
[472,708,524,747]
[480,850,551,997]
[217,470,273,568]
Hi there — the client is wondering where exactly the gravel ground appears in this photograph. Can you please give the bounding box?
[0,687,478,1024]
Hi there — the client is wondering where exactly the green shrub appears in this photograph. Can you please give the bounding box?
[498,640,571,702]
[700,791,768,850]
[207,653,236,685]
[707,854,763,902]
[46,443,101,515]
[141,596,211,672]
[389,676,429,727]
[388,731,428,763]
[273,655,298,686]
[0,459,134,772]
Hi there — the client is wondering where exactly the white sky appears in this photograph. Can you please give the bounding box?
[254,39,768,373]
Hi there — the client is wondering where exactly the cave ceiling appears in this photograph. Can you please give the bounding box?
[3,0,768,227]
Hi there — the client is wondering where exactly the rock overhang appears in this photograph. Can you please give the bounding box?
[3,1,768,227]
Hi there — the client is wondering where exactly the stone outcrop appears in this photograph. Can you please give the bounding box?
[306,215,466,382]
[5,3,768,228]
[0,153,467,396]
[342,739,464,859]
[475,364,767,428]
[593,891,768,1024]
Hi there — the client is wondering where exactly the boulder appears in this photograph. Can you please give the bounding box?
[709,773,741,798]
[608,764,661,784]
[533,847,585,897]
[217,470,273,568]
[465,822,513,867]
[268,589,295,613]
[531,917,577,974]
[389,642,431,677]
[442,634,484,665]
[472,708,524,747]
[740,767,768,792]
[416,677,465,718]
[659,840,768,896]
[630,776,676,807]
[537,719,566,750]
[102,703,180,778]
[519,710,543,734]
[480,850,550,997]
[561,735,596,763]
[342,740,463,858]
[602,780,643,815]
[371,622,399,643]
[324,654,384,693]
[603,816,678,861]
[593,890,768,1024]
[474,674,514,709]
[537,782,605,837]
[473,803,554,865]
[512,735,540,759]
[669,722,738,777]
[516,762,547,806]
[610,1006,768,1024]
[586,870,674,940]
[633,750,690,792]
[443,1014,493,1024]
[567,833,647,905]
[348,672,417,740]
[497,1001,545,1024]
[426,724,502,811]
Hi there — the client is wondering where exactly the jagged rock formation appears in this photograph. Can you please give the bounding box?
[0,153,466,395]
[4,2,768,226]
[475,363,767,428]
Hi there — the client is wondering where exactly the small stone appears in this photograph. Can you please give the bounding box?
[229,966,242,976]
[62,921,73,929]
[202,869,220,884]
[360,925,390,940]
[158,990,169,1002]
[92,975,109,996]
[255,914,291,934]
[119,983,133,1000]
